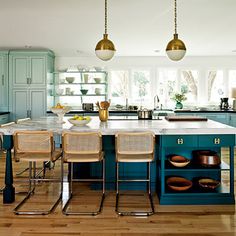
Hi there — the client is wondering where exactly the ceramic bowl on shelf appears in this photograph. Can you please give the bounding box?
[94,78,101,83]
[168,155,190,167]
[192,150,221,167]
[68,116,91,126]
[166,177,192,191]
[95,88,101,95]
[66,77,75,83]
[55,88,64,95]
[80,89,88,95]
[198,178,220,190]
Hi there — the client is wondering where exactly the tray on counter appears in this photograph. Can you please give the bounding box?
[165,116,208,121]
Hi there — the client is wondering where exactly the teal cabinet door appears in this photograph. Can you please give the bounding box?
[12,89,28,120]
[29,89,46,118]
[30,57,46,86]
[11,56,28,87]
[0,51,9,111]
[229,114,236,127]
[0,114,9,124]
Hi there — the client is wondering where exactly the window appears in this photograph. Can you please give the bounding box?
[208,70,224,102]
[109,69,151,108]
[180,70,198,103]
[131,70,151,107]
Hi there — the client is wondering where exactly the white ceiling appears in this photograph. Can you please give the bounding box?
[0,0,236,57]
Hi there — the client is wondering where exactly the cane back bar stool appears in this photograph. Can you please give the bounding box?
[115,131,155,216]
[62,131,105,215]
[13,130,62,215]
[15,118,31,176]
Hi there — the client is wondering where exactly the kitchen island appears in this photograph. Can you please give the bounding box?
[0,116,235,205]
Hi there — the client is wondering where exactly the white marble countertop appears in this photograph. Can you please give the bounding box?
[0,116,236,135]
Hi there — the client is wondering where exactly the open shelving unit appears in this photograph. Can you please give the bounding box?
[158,134,235,205]
[50,71,108,109]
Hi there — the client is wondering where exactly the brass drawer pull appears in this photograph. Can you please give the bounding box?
[214,138,221,145]
[177,138,184,145]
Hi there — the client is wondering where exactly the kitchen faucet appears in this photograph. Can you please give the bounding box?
[154,95,160,110]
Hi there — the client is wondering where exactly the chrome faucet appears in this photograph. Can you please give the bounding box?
[154,95,160,110]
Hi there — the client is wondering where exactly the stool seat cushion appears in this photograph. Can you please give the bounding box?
[15,148,62,162]
[63,152,104,163]
[116,153,153,162]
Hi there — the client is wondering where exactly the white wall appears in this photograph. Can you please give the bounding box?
[55,56,236,70]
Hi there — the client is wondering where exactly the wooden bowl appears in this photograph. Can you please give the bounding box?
[167,177,192,191]
[168,155,190,167]
[198,178,220,190]
[193,150,221,167]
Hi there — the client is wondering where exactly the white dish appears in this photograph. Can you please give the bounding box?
[68,117,91,126]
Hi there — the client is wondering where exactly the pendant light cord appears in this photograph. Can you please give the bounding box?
[105,0,107,34]
[174,0,177,35]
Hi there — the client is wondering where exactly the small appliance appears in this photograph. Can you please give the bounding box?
[220,97,229,110]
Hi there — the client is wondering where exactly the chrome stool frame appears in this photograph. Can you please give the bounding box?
[62,131,105,216]
[13,130,62,215]
[115,132,155,216]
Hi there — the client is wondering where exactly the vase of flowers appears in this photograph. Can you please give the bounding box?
[172,93,187,109]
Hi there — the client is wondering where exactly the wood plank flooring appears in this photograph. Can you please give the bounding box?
[0,149,236,236]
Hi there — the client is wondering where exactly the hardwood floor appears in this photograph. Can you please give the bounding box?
[0,150,236,236]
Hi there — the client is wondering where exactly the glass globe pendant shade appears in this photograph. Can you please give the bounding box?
[95,34,116,61]
[166,34,186,61]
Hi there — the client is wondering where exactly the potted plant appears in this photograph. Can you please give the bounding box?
[172,92,187,109]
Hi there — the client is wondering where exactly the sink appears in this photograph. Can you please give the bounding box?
[153,109,174,116]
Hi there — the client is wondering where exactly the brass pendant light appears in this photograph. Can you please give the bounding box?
[95,0,116,61]
[166,0,186,61]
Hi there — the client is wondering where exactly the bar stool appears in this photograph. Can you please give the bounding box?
[15,118,31,176]
[115,131,155,216]
[62,131,105,215]
[13,130,62,215]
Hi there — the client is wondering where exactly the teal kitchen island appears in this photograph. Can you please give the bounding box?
[0,116,235,205]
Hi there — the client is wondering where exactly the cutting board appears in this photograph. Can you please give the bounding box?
[165,116,208,121]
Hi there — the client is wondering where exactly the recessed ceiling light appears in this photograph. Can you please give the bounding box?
[24,45,32,48]
[154,49,160,53]
[232,50,236,53]
[76,50,83,54]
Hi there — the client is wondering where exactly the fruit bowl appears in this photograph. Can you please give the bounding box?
[51,104,70,123]
[68,116,91,126]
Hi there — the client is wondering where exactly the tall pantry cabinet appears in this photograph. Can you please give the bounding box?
[9,50,54,120]
[0,51,9,112]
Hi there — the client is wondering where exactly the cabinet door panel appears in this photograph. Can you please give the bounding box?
[30,57,45,86]
[12,90,28,120]
[0,56,8,110]
[198,134,235,147]
[12,57,28,87]
[161,135,198,147]
[29,90,46,119]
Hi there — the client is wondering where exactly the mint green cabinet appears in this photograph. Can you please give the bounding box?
[229,114,236,127]
[0,51,9,111]
[9,50,54,120]
[12,89,46,120]
[0,114,9,125]
[9,51,54,88]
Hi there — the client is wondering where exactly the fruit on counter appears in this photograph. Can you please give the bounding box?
[71,115,91,121]
[53,103,65,109]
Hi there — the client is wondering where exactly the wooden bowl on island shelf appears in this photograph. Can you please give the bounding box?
[166,177,193,191]
[168,155,190,168]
